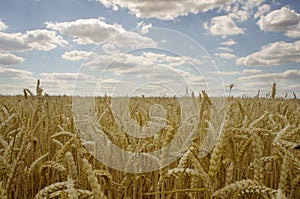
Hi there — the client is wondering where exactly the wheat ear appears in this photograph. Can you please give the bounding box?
[82,158,107,199]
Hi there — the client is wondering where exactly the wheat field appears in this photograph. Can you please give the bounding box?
[0,91,299,199]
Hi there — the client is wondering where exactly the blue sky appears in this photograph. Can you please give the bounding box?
[0,0,299,97]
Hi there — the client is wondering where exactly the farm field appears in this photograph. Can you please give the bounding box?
[1,1,300,198]
[0,93,299,199]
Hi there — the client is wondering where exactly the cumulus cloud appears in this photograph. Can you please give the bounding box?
[233,80,275,96]
[222,0,264,21]
[79,51,208,96]
[0,84,29,94]
[242,69,262,74]
[40,72,95,81]
[238,70,300,81]
[217,47,233,52]
[98,0,231,20]
[62,50,97,61]
[204,16,244,36]
[254,4,270,19]
[285,23,300,38]
[210,70,241,76]
[0,30,67,52]
[215,52,237,59]
[46,18,156,48]
[100,78,121,84]
[228,10,250,21]
[221,39,236,46]
[0,53,25,65]
[102,44,119,54]
[257,7,300,38]
[0,20,7,31]
[83,51,203,72]
[46,18,123,44]
[236,40,300,66]
[0,70,103,96]
[0,32,31,52]
[242,0,265,13]
[137,21,152,34]
[26,72,97,95]
[81,51,208,96]
[106,31,157,48]
[0,66,32,77]
[24,30,68,51]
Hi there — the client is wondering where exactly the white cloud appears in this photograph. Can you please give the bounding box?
[37,72,97,95]
[228,10,250,21]
[215,52,237,59]
[46,18,156,48]
[236,40,300,66]
[82,51,207,96]
[0,32,31,52]
[0,30,67,52]
[254,4,270,19]
[62,50,97,61]
[283,84,300,91]
[24,30,68,51]
[258,7,299,32]
[100,78,121,84]
[222,0,264,21]
[241,0,264,11]
[242,69,262,74]
[234,73,300,97]
[221,39,236,46]
[83,51,203,72]
[0,84,29,93]
[285,23,300,38]
[257,7,300,38]
[137,21,152,34]
[238,70,300,81]
[46,18,123,44]
[217,47,233,52]
[210,70,241,76]
[105,31,157,48]
[0,53,24,66]
[0,66,32,77]
[98,0,231,20]
[102,44,119,54]
[40,72,95,81]
[5,71,97,95]
[204,16,244,36]
[232,81,275,96]
[0,20,7,31]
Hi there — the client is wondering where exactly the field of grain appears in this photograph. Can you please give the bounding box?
[0,93,299,199]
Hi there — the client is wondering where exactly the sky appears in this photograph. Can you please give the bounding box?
[0,0,299,97]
